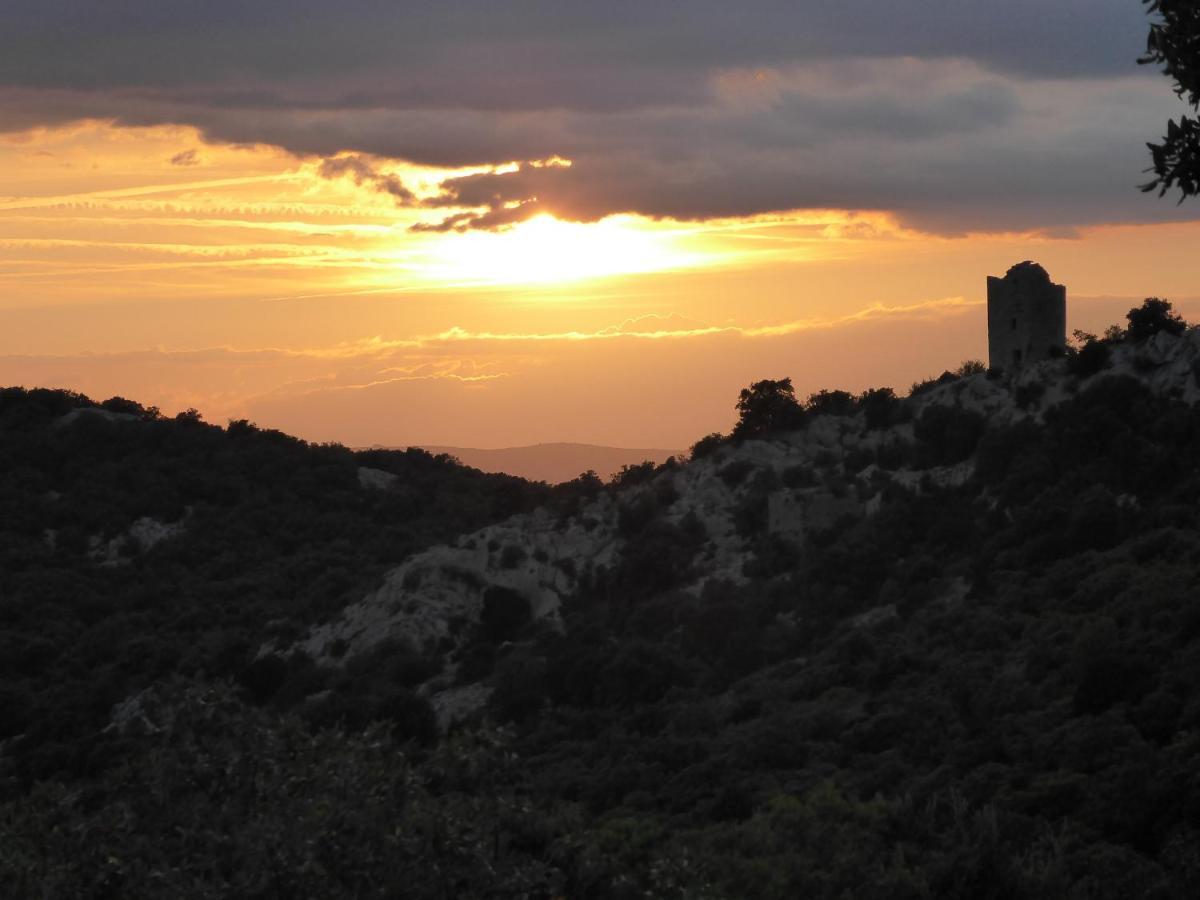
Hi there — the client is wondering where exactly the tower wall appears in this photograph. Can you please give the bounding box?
[987,262,1066,372]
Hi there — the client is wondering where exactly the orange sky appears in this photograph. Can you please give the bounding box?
[2,120,1198,448]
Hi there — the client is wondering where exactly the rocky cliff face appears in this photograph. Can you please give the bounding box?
[288,328,1200,725]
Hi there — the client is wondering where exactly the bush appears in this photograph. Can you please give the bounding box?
[1068,338,1112,378]
[718,459,756,488]
[690,433,726,460]
[859,387,902,429]
[732,378,805,439]
[499,543,527,570]
[1125,297,1186,343]
[913,405,985,466]
[806,389,858,417]
[910,370,960,397]
[480,586,532,643]
[1015,381,1046,409]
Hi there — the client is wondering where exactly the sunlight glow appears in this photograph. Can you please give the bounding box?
[418,214,710,286]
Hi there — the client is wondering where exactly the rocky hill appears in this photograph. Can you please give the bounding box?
[285,324,1200,728]
[5,304,1200,898]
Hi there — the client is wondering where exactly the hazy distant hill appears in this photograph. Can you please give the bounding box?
[412,442,682,483]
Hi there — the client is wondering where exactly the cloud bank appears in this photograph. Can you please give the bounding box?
[0,2,1195,234]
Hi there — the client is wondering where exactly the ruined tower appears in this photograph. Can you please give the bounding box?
[987,261,1066,372]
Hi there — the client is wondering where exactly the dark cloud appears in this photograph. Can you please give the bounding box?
[0,1,1190,234]
[169,148,200,166]
[0,1,1151,89]
[316,155,416,203]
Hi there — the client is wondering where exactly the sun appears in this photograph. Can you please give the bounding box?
[418,213,706,286]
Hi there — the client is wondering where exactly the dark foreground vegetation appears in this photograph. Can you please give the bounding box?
[4,301,1200,897]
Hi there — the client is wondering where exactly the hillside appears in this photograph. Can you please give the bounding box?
[4,304,1200,897]
[413,443,683,484]
[0,396,562,783]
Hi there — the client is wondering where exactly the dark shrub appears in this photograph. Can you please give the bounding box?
[100,396,149,417]
[1015,381,1046,409]
[1073,656,1155,715]
[913,405,985,466]
[718,459,755,488]
[1126,297,1187,343]
[239,653,289,704]
[859,387,902,429]
[481,586,532,642]
[384,690,437,744]
[782,464,815,488]
[732,378,805,439]
[806,389,858,417]
[612,461,657,488]
[499,543,527,570]
[491,649,548,722]
[910,370,960,397]
[690,432,726,460]
[1068,338,1112,377]
[617,492,659,536]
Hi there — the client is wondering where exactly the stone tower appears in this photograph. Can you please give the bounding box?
[987,261,1066,372]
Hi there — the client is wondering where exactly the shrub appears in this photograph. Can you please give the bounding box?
[1068,338,1112,378]
[1015,381,1046,409]
[782,464,816,488]
[732,378,805,439]
[910,370,960,397]
[718,459,756,488]
[238,653,289,704]
[806,389,858,417]
[499,543,527,570]
[611,461,657,488]
[913,405,986,466]
[1125,297,1186,343]
[480,586,532,642]
[859,387,902,429]
[690,432,726,460]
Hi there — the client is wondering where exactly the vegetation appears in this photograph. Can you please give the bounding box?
[0,390,553,782]
[1140,0,1200,199]
[1126,296,1188,342]
[2,302,1200,896]
[732,378,806,439]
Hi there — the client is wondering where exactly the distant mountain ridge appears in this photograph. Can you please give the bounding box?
[407,442,683,483]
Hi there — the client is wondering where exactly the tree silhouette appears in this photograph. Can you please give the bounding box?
[732,378,805,439]
[1125,297,1188,342]
[1139,1,1200,199]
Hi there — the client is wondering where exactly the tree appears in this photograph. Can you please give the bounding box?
[732,378,805,439]
[1139,1,1200,199]
[805,389,858,417]
[1125,297,1187,342]
[859,387,902,429]
[690,432,726,460]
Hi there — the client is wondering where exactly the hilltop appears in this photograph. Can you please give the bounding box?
[4,301,1200,897]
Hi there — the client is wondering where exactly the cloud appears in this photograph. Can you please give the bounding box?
[169,148,200,166]
[0,2,1191,235]
[316,154,415,203]
[0,1,1151,89]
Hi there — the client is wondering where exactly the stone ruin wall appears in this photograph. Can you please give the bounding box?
[987,262,1066,372]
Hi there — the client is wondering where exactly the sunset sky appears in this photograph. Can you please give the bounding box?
[2,1,1198,449]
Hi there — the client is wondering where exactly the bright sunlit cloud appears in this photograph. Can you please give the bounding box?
[415,214,715,286]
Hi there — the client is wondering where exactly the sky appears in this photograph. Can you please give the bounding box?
[2,1,1198,449]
